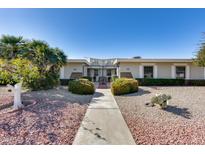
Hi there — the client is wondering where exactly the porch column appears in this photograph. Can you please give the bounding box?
[117,65,120,77]
[204,67,205,79]
[60,66,65,79]
[171,65,175,79]
[186,65,190,80]
[139,65,143,78]
[154,65,158,78]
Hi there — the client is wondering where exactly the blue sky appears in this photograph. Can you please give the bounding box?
[0,9,204,59]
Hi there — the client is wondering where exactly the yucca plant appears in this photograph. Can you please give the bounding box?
[151,94,171,109]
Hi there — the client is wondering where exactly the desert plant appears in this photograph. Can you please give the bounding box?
[151,94,171,109]
[111,78,138,95]
[68,79,95,95]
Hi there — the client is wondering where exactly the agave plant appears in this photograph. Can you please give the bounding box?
[151,93,171,109]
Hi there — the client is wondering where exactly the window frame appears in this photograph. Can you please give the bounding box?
[143,66,154,78]
[106,69,112,76]
[175,66,186,79]
[94,69,98,76]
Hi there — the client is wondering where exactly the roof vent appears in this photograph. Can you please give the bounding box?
[133,56,141,59]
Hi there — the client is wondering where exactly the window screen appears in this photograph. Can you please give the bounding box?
[176,66,186,79]
[144,66,154,78]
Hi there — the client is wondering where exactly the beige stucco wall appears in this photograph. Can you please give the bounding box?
[118,62,205,80]
[157,63,172,78]
[61,61,205,80]
[190,65,204,79]
[63,63,83,79]
[118,62,140,78]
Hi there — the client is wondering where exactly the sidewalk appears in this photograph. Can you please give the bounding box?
[73,89,135,145]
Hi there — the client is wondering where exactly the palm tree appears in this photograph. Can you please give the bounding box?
[0,35,26,59]
[0,35,67,90]
[25,39,67,74]
[25,40,50,72]
[50,47,67,67]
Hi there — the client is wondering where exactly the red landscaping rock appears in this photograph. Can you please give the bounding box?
[0,87,91,145]
[115,86,205,145]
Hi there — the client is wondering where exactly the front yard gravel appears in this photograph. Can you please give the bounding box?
[115,86,205,144]
[0,86,92,144]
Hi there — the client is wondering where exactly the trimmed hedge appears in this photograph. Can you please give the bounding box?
[135,78,205,86]
[111,78,138,95]
[62,78,205,87]
[135,78,185,86]
[80,76,92,81]
[185,80,205,86]
[68,79,95,95]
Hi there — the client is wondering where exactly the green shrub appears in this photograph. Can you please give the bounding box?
[151,94,171,109]
[80,76,92,81]
[185,80,205,86]
[136,78,185,86]
[111,75,118,82]
[111,78,138,95]
[0,58,64,90]
[68,79,95,95]
[0,58,41,88]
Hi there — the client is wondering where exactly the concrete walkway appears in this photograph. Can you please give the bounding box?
[73,89,135,145]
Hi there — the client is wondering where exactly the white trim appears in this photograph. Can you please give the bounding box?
[171,65,175,79]
[60,66,65,79]
[140,63,156,66]
[171,64,190,79]
[140,63,157,79]
[114,58,193,65]
[139,65,143,78]
[117,66,120,77]
[173,63,189,66]
[154,65,158,78]
[186,65,190,80]
[204,67,205,80]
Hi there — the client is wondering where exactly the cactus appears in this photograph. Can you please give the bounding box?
[151,94,171,109]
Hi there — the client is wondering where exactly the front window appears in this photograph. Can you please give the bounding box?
[176,66,186,79]
[144,66,153,78]
[107,69,111,76]
[94,69,98,76]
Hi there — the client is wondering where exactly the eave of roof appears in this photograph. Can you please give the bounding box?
[66,59,89,65]
[113,58,193,64]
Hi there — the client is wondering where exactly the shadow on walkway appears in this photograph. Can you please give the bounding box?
[94,92,105,98]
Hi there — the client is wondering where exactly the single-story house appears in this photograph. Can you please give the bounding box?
[60,58,205,82]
